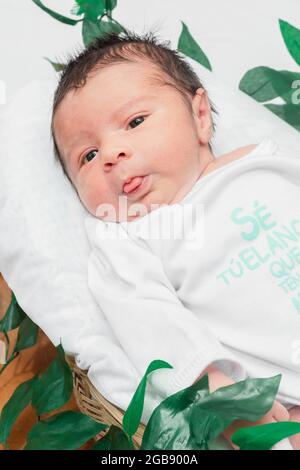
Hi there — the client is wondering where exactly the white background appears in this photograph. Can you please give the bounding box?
[0,0,299,100]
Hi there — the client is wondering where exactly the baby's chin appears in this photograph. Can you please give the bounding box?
[92,197,165,223]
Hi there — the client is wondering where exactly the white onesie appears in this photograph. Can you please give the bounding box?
[84,137,300,432]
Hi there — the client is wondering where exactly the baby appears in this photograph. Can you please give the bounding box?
[51,31,300,449]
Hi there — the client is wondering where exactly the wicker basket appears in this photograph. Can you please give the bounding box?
[65,355,146,449]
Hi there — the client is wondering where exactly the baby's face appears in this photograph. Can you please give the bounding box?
[54,60,212,222]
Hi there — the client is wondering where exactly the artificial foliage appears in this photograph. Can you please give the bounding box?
[239,19,300,132]
[1,294,300,450]
[31,0,300,132]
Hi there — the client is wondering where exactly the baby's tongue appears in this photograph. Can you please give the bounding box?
[123,176,143,193]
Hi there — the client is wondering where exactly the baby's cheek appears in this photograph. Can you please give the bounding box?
[78,171,119,219]
[76,181,99,216]
[79,191,96,216]
[94,190,119,221]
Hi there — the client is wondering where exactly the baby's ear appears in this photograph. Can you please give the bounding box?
[192,88,213,144]
[192,87,209,113]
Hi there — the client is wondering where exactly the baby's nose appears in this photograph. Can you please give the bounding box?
[102,150,130,170]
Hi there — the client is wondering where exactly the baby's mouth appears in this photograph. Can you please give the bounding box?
[122,176,145,194]
[121,175,151,204]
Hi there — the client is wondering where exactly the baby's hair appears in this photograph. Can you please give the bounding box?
[51,28,218,185]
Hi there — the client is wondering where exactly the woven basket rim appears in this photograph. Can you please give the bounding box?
[65,354,146,448]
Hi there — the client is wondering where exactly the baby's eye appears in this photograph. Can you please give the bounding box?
[82,149,98,165]
[79,117,145,166]
[128,116,145,129]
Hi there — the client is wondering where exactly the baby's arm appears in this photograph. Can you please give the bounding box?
[194,364,291,450]
[85,217,248,412]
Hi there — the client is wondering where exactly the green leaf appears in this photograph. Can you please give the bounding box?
[190,374,282,445]
[31,344,73,415]
[232,421,300,450]
[24,411,107,450]
[31,0,80,25]
[72,0,106,20]
[239,66,300,103]
[123,359,173,440]
[82,17,123,46]
[264,103,300,131]
[82,18,103,46]
[178,21,212,71]
[12,317,39,355]
[279,19,300,67]
[0,377,37,445]
[100,18,125,35]
[141,374,210,450]
[43,57,66,72]
[141,374,281,450]
[91,425,134,450]
[0,292,26,333]
[105,0,118,12]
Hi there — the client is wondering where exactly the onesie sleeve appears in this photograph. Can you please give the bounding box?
[84,216,248,403]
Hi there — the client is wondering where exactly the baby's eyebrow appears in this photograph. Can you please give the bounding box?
[111,94,155,120]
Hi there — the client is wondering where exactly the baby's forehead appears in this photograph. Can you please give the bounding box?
[54,60,180,136]
[64,66,169,108]
[90,59,170,93]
